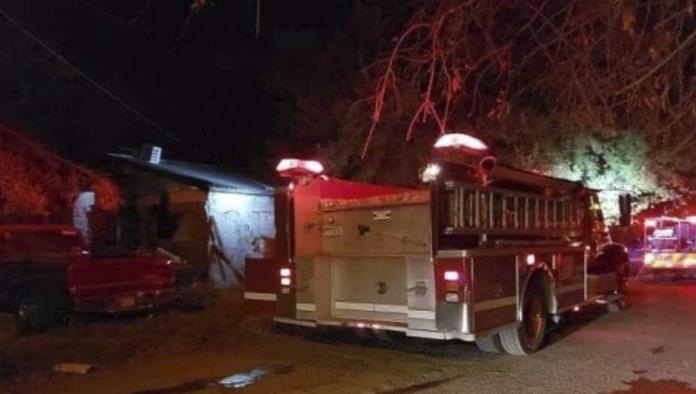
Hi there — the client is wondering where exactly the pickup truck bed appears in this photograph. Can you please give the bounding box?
[0,224,194,333]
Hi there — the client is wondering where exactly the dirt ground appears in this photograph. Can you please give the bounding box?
[4,278,696,394]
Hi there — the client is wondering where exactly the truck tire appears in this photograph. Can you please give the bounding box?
[500,285,547,355]
[16,295,53,334]
[608,298,627,313]
[476,334,504,353]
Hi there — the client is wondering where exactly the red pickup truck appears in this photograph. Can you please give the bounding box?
[0,224,198,333]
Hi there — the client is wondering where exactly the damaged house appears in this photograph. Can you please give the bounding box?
[98,147,276,287]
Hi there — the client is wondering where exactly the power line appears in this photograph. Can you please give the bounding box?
[0,6,182,144]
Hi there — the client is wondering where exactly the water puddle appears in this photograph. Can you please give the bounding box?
[131,364,295,394]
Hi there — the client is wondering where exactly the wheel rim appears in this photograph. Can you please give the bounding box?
[523,293,544,348]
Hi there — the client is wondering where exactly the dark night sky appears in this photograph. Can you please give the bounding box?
[0,0,357,180]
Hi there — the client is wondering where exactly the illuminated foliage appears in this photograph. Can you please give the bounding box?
[544,130,671,221]
[363,0,696,157]
[294,0,696,198]
[0,125,120,221]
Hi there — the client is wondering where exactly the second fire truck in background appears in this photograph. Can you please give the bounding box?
[643,216,696,274]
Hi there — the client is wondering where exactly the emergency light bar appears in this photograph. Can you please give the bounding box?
[276,158,324,178]
[434,133,488,151]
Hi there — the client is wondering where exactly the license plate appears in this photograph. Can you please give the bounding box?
[120,296,136,308]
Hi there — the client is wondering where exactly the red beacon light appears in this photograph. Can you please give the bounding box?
[276,158,324,178]
[434,133,489,153]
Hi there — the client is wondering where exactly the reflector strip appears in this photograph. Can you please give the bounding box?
[375,304,408,314]
[473,296,517,312]
[650,253,696,268]
[406,329,456,340]
[296,303,316,312]
[244,292,277,302]
[334,301,374,312]
[274,317,317,328]
[334,302,408,314]
[407,310,436,320]
[556,283,585,295]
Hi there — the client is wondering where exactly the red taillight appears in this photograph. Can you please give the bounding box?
[436,259,469,303]
[444,270,461,297]
[444,271,459,281]
[443,270,463,302]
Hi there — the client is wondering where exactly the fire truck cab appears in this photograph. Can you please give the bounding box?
[247,134,628,355]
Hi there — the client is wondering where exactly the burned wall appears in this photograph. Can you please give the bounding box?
[206,190,275,288]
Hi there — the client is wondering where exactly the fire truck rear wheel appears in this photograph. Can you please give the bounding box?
[475,334,504,353]
[499,285,547,355]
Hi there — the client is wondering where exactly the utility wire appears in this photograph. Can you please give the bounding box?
[0,7,182,143]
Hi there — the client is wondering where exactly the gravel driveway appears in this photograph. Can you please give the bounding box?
[10,279,696,394]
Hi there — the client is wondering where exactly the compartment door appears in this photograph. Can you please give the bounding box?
[332,257,375,321]
[406,256,436,330]
[555,252,586,309]
[372,257,408,323]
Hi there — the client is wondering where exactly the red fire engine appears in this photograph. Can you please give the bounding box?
[245,133,628,355]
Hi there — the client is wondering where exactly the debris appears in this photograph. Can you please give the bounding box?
[218,367,268,389]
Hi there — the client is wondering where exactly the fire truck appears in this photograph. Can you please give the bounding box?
[245,133,628,355]
[643,216,696,273]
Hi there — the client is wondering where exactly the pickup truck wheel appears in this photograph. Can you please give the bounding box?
[500,285,547,355]
[475,334,504,353]
[16,296,52,334]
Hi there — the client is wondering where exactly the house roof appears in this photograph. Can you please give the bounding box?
[108,153,273,195]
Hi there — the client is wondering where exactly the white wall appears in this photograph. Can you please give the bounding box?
[206,191,275,288]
